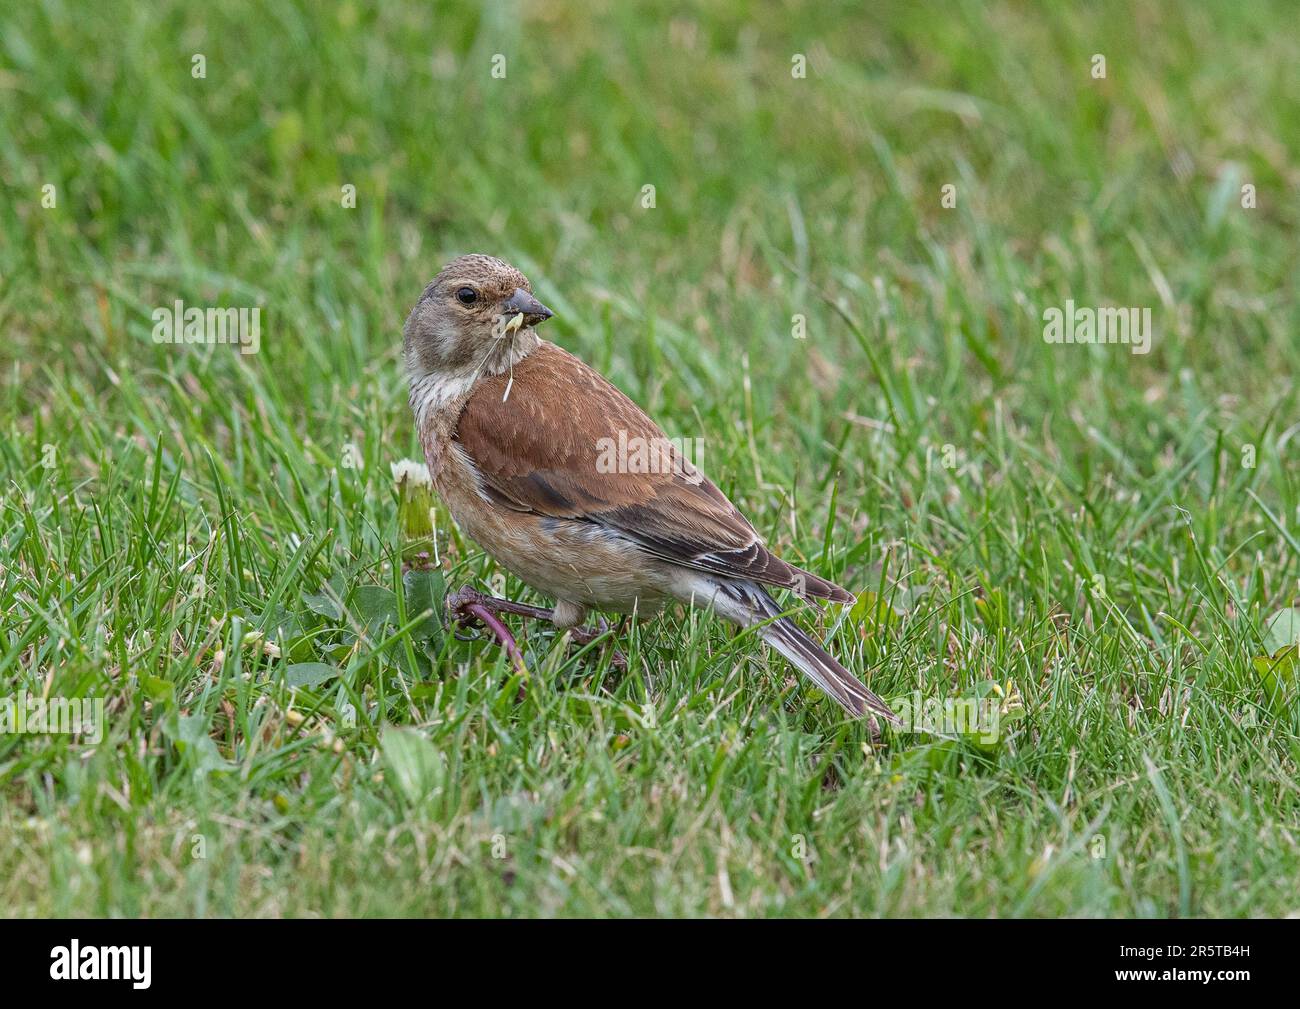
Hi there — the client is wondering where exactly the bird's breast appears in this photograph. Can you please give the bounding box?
[432,444,673,613]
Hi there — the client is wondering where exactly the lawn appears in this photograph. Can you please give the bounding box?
[1,0,1298,917]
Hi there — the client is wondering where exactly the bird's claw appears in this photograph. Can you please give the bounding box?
[445,586,628,671]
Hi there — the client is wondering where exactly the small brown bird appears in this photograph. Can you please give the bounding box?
[404,253,896,723]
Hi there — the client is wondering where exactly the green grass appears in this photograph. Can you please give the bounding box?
[2,0,1298,917]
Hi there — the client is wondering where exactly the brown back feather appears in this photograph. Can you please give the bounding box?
[453,342,851,603]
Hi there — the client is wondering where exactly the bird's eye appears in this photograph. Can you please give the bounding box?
[455,287,478,305]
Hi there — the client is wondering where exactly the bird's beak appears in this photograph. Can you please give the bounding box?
[502,288,554,327]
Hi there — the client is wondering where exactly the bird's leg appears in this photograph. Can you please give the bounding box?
[449,586,558,624]
[446,586,626,669]
[551,603,626,668]
[561,614,627,667]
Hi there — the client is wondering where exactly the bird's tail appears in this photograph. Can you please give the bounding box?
[718,580,898,722]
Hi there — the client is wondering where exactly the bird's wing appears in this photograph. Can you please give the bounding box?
[452,342,850,602]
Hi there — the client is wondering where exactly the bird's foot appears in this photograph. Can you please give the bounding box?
[562,615,628,670]
[446,586,530,676]
[445,586,626,670]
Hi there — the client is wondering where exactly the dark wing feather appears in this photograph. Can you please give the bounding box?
[453,343,851,603]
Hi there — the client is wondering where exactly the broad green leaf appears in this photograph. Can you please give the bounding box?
[303,576,346,621]
[402,568,445,642]
[1263,608,1300,655]
[380,725,444,805]
[165,713,232,779]
[350,585,399,632]
[1253,646,1298,713]
[141,674,174,703]
[285,662,338,689]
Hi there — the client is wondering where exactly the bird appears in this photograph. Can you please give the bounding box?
[403,253,897,724]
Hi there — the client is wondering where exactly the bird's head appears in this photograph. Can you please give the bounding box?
[403,254,553,383]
